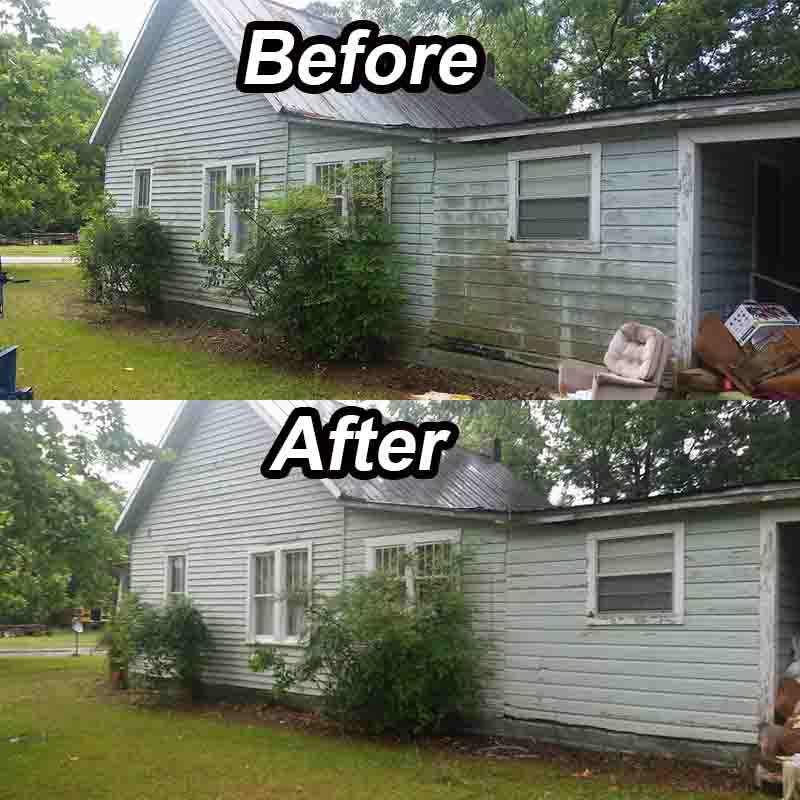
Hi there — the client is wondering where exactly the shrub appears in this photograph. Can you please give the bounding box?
[77,204,173,317]
[249,554,488,736]
[195,164,404,361]
[135,597,212,699]
[103,593,144,685]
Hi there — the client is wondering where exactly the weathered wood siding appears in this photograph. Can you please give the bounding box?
[103,0,288,315]
[285,124,435,337]
[342,508,508,716]
[699,145,753,317]
[778,522,800,674]
[431,134,679,372]
[129,401,344,692]
[505,510,761,745]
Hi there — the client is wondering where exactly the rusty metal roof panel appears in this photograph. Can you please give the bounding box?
[192,0,532,129]
[259,401,550,514]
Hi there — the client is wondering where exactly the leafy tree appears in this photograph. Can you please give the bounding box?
[0,0,122,236]
[0,401,157,622]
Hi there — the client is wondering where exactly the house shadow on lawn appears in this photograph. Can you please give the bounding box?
[76,302,550,400]
[98,680,755,798]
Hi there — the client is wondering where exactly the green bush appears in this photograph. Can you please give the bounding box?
[103,593,143,681]
[77,204,173,317]
[249,555,488,736]
[195,165,404,362]
[135,597,212,699]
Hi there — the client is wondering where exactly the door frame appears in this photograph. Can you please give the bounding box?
[675,120,800,367]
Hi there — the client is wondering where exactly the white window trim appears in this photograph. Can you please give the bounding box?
[586,522,685,626]
[305,146,392,220]
[365,529,461,603]
[131,167,153,212]
[246,543,313,647]
[507,143,602,251]
[163,552,189,601]
[200,157,261,263]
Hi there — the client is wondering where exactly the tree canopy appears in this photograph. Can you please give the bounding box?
[0,401,156,623]
[389,400,800,504]
[0,0,122,237]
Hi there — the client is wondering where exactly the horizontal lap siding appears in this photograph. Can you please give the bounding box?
[700,146,753,317]
[504,511,761,744]
[104,0,288,315]
[130,402,344,693]
[286,125,435,341]
[431,136,678,371]
[343,509,507,716]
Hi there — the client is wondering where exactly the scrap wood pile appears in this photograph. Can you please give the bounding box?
[679,303,800,400]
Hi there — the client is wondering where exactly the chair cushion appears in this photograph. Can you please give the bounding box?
[603,322,665,381]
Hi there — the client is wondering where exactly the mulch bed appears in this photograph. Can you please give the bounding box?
[77,303,550,399]
[100,683,752,796]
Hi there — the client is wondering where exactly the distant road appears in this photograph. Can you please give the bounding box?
[1,256,77,264]
[0,648,104,657]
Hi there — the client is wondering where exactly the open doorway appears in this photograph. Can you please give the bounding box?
[777,522,800,691]
[698,138,800,321]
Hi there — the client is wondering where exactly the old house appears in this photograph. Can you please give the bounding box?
[91,0,800,385]
[119,400,800,765]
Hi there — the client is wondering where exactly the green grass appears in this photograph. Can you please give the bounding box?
[0,244,75,257]
[0,629,103,650]
[0,264,361,398]
[0,658,752,800]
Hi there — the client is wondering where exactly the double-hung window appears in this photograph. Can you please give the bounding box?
[366,531,460,604]
[586,523,685,625]
[508,144,601,246]
[165,554,187,599]
[248,545,311,644]
[202,159,259,261]
[133,168,152,212]
[306,147,391,219]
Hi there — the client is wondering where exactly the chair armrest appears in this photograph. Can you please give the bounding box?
[559,359,603,394]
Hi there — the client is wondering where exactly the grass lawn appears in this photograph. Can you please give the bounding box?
[0,628,103,650]
[0,244,75,257]
[0,658,753,800]
[0,264,360,398]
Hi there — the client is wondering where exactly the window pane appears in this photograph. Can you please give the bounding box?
[314,162,345,217]
[169,556,185,595]
[415,542,453,603]
[375,546,404,577]
[135,170,150,210]
[597,534,674,577]
[285,551,309,637]
[254,597,274,636]
[254,554,274,596]
[518,198,590,240]
[351,159,385,213]
[597,573,673,613]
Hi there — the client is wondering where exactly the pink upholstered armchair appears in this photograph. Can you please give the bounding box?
[557,322,672,400]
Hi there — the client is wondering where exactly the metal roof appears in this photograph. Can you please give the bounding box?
[92,0,531,145]
[255,401,550,514]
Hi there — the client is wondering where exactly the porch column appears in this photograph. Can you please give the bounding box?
[759,512,778,726]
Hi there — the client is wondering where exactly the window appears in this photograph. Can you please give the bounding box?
[166,554,187,598]
[133,168,152,211]
[508,144,601,245]
[366,531,460,603]
[586,524,685,625]
[306,147,391,219]
[202,159,259,261]
[248,545,311,644]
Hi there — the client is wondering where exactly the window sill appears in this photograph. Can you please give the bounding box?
[586,614,684,626]
[508,239,602,255]
[246,638,308,648]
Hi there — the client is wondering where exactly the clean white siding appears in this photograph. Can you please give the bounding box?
[286,124,435,340]
[504,510,761,745]
[129,401,344,691]
[103,0,288,315]
[431,134,678,372]
[343,508,507,716]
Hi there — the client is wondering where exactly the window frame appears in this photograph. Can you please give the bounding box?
[365,530,461,603]
[507,143,602,251]
[164,552,188,600]
[131,167,153,212]
[586,522,685,626]
[305,147,392,220]
[200,158,261,264]
[246,543,313,647]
